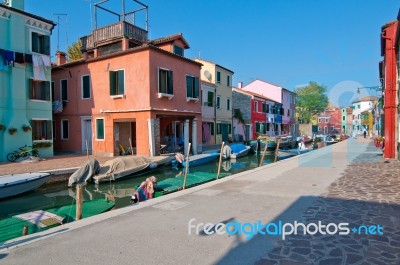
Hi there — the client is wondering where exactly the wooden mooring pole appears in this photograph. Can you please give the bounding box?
[22,225,28,236]
[274,139,281,163]
[76,183,83,220]
[259,140,269,167]
[217,142,225,179]
[183,143,191,190]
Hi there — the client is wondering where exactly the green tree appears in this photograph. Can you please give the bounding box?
[295,82,329,124]
[67,40,83,61]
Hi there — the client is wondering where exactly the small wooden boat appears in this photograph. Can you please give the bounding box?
[172,153,220,168]
[0,172,51,200]
[0,199,115,243]
[250,140,277,152]
[229,144,251,159]
[68,156,172,184]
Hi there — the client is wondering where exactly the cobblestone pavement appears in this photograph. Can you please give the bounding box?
[256,143,400,265]
[0,154,112,175]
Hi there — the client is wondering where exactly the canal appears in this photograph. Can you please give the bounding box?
[0,142,326,219]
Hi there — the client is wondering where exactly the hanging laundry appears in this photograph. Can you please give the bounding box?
[14,52,25,63]
[40,55,51,67]
[24,54,33,63]
[32,54,45,81]
[4,50,15,66]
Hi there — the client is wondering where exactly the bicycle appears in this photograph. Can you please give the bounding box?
[7,145,39,162]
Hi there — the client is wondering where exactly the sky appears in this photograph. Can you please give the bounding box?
[24,0,400,107]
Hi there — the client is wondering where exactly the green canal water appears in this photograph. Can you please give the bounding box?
[0,141,326,219]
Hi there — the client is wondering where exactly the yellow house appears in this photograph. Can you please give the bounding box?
[195,58,234,144]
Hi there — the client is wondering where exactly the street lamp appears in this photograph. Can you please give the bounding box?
[356,86,382,94]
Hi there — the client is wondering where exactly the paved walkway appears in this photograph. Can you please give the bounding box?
[1,137,399,265]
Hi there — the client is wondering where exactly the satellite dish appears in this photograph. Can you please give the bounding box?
[204,70,212,81]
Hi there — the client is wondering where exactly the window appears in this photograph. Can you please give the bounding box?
[82,75,91,99]
[358,105,360,109]
[358,114,360,119]
[287,109,290,117]
[29,79,50,101]
[216,123,221,134]
[158,68,173,95]
[318,118,321,123]
[343,116,345,121]
[207,122,214,135]
[227,98,230,111]
[96,118,105,140]
[216,96,221,109]
[325,118,328,123]
[61,79,68,101]
[206,91,214,107]
[262,103,269,113]
[330,126,334,131]
[173,45,183,56]
[109,70,125,96]
[31,32,50,55]
[186,75,199,99]
[352,115,355,119]
[227,76,230,86]
[318,126,321,131]
[216,71,221,83]
[256,122,265,134]
[254,101,259,112]
[51,81,55,101]
[32,120,52,140]
[61,120,69,140]
[280,107,284,115]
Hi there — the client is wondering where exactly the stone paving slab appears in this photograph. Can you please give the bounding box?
[255,144,400,265]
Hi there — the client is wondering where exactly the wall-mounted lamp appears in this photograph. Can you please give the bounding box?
[356,86,382,94]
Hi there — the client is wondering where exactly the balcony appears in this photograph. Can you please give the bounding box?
[81,21,148,51]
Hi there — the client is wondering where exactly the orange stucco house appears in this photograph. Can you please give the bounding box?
[52,22,202,157]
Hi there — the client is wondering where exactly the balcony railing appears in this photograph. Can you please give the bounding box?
[81,21,148,51]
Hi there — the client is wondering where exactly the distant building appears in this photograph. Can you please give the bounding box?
[195,58,234,144]
[316,104,342,135]
[232,87,278,141]
[0,0,55,162]
[341,107,353,135]
[241,79,296,135]
[351,96,379,135]
[201,81,216,145]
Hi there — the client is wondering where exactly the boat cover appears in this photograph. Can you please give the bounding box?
[68,159,100,186]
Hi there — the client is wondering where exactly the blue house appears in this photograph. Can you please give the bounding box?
[0,0,55,161]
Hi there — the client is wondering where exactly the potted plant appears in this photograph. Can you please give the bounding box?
[22,124,32,132]
[8,127,17,135]
[0,124,5,131]
[33,141,52,148]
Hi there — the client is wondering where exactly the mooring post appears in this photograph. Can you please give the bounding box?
[217,142,225,179]
[76,183,83,220]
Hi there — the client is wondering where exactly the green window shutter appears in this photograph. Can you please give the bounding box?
[61,80,68,100]
[194,77,199,98]
[29,79,33,99]
[32,32,38,53]
[109,71,116,95]
[210,122,214,135]
[44,81,50,101]
[262,103,266,113]
[228,124,231,134]
[186,75,192,97]
[97,119,104,139]
[44,35,50,55]
[46,120,52,139]
[118,70,124,94]
[167,70,173,94]
[207,91,213,106]
[266,104,269,113]
[82,75,90,98]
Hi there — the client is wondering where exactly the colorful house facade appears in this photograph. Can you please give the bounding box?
[380,19,398,159]
[195,58,234,144]
[0,0,55,162]
[351,96,379,135]
[241,79,296,135]
[52,22,202,157]
[341,107,353,135]
[232,87,278,140]
[316,105,342,135]
[201,81,216,145]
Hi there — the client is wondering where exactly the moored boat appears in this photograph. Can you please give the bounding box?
[229,143,251,159]
[0,199,115,243]
[0,172,52,200]
[172,153,220,168]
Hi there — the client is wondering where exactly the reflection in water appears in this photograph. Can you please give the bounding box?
[0,153,279,218]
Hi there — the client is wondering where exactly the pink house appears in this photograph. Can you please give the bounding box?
[241,79,296,135]
[52,23,202,157]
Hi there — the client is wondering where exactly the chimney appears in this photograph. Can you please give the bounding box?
[8,0,24,11]
[238,82,243,89]
[56,51,67,66]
